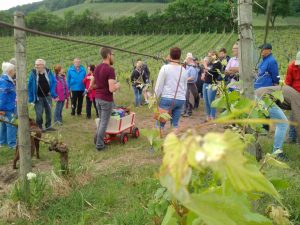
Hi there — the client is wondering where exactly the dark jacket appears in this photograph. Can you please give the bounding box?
[28,68,57,103]
[204,61,222,84]
[131,69,143,87]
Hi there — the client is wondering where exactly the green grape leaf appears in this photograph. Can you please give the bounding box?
[264,153,290,169]
[161,205,179,225]
[159,113,172,121]
[228,90,240,103]
[271,90,284,103]
[270,179,289,190]
[185,191,272,225]
[211,96,227,108]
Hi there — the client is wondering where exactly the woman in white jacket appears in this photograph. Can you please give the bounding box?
[155,47,188,134]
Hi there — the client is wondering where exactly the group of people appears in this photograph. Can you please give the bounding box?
[154,44,300,160]
[27,58,101,132]
[0,43,299,158]
[0,55,109,149]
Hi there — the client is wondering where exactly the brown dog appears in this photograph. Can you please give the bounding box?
[13,118,42,169]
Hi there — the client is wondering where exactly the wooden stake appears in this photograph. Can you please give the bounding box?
[14,11,32,201]
[238,0,254,99]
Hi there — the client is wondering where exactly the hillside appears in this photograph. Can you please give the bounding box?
[53,2,168,19]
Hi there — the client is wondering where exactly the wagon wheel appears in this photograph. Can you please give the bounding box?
[132,127,140,138]
[120,133,128,144]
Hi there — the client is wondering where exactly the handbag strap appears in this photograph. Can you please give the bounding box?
[169,65,183,111]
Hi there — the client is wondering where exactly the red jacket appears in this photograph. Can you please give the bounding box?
[285,60,300,93]
[83,73,96,101]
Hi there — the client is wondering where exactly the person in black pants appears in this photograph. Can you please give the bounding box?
[83,65,99,119]
[67,58,86,116]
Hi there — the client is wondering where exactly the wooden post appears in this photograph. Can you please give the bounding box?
[14,12,32,201]
[237,0,254,98]
[264,0,274,44]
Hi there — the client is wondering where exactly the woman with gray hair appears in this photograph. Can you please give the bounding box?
[28,59,58,131]
[0,62,17,149]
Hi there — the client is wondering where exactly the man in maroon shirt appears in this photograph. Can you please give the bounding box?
[91,47,120,150]
[285,51,300,143]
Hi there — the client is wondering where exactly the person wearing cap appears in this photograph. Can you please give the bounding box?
[254,43,279,90]
[255,44,288,160]
[285,51,300,143]
[182,53,199,117]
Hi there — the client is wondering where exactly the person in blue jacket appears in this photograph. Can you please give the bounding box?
[0,62,17,149]
[255,44,288,160]
[67,58,86,116]
[254,43,279,90]
[28,59,58,131]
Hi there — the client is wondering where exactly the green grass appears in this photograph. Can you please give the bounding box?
[1,28,299,79]
[256,137,300,224]
[0,83,300,224]
[0,147,14,166]
[53,2,168,19]
[0,29,300,224]
[13,165,159,225]
[253,14,300,27]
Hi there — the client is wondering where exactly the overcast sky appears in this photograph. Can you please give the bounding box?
[0,0,43,11]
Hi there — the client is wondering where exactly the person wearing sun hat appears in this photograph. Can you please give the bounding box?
[254,43,279,90]
[285,51,300,143]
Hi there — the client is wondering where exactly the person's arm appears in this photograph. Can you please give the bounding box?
[0,83,8,110]
[108,79,120,93]
[83,74,88,85]
[50,72,58,99]
[270,60,280,85]
[28,73,34,103]
[186,67,193,81]
[89,76,95,91]
[67,69,71,91]
[130,70,135,83]
[284,64,293,86]
[108,68,120,93]
[155,66,166,97]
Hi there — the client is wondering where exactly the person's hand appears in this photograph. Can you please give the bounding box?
[0,111,5,116]
[87,76,92,80]
[115,82,121,90]
[53,97,59,102]
[201,74,205,81]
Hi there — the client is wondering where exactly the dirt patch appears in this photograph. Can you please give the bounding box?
[0,160,53,197]
[93,149,161,174]
[0,168,18,195]
[136,106,225,135]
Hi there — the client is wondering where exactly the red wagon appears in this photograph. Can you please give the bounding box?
[95,112,139,144]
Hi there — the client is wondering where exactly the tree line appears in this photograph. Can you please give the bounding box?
[1,0,299,36]
[0,0,233,36]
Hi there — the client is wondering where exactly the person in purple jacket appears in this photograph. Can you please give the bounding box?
[54,65,69,125]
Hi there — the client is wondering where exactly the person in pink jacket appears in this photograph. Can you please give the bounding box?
[83,65,99,119]
[54,65,69,124]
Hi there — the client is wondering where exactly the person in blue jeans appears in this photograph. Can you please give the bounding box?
[155,47,188,135]
[254,44,287,160]
[0,62,17,149]
[255,85,300,161]
[131,61,144,107]
[28,59,58,131]
[201,51,222,121]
